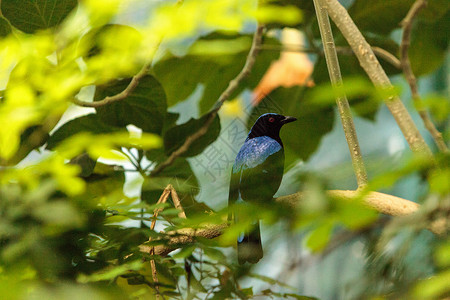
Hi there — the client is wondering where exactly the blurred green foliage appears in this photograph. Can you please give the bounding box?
[0,0,448,299]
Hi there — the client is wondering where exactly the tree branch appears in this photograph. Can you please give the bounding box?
[313,0,368,187]
[139,190,448,256]
[322,0,433,159]
[150,25,265,176]
[400,0,448,153]
[71,60,153,108]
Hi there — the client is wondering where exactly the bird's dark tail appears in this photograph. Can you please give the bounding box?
[237,221,263,264]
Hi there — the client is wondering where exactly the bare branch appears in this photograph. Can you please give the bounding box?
[322,0,433,159]
[71,61,153,108]
[150,25,265,176]
[139,190,448,256]
[313,0,368,187]
[170,186,187,219]
[400,0,448,153]
[148,186,172,299]
[370,46,401,70]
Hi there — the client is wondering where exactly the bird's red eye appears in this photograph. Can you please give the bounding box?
[268,117,275,123]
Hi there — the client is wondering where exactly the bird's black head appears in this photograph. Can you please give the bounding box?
[247,113,297,145]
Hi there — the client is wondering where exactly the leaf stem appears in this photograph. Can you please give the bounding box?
[313,0,368,187]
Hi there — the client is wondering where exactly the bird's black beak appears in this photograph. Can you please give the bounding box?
[280,116,297,124]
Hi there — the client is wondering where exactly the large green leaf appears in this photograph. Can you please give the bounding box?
[153,32,280,113]
[247,86,334,165]
[409,10,450,76]
[163,114,221,157]
[1,0,78,33]
[46,114,119,150]
[0,16,12,37]
[94,75,167,134]
[348,0,414,35]
[349,0,450,35]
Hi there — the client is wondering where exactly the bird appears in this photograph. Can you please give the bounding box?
[228,113,297,264]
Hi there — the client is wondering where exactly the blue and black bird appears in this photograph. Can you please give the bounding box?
[228,113,296,264]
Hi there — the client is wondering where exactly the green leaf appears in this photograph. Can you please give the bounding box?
[172,245,196,259]
[409,12,450,76]
[153,32,280,112]
[305,221,334,252]
[33,201,85,230]
[69,153,97,177]
[80,24,140,58]
[412,269,450,300]
[94,75,167,134]
[163,113,221,157]
[202,247,227,262]
[249,273,296,290]
[46,114,119,150]
[348,0,414,35]
[78,260,143,283]
[0,16,12,37]
[248,86,334,164]
[419,0,450,21]
[1,0,78,33]
[76,162,126,209]
[283,294,319,300]
[336,200,378,229]
[435,241,450,267]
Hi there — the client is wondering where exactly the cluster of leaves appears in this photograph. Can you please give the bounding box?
[0,0,449,299]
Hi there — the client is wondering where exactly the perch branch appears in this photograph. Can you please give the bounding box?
[139,190,448,257]
[400,0,448,153]
[150,24,265,176]
[313,0,368,187]
[322,0,433,158]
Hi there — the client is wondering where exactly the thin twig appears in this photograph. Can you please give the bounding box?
[150,25,265,177]
[313,0,368,187]
[170,187,187,219]
[72,60,154,108]
[149,186,171,300]
[370,46,401,70]
[322,0,433,159]
[400,0,448,152]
